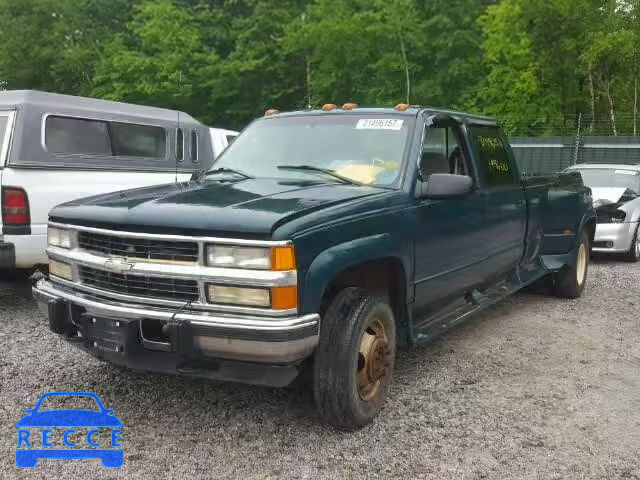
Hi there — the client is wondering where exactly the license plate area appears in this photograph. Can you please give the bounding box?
[75,312,140,354]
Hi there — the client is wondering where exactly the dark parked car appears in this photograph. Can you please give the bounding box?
[34,104,595,429]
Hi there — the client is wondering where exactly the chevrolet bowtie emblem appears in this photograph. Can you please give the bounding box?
[103,257,134,273]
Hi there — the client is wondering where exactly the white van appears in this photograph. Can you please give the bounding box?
[0,90,237,277]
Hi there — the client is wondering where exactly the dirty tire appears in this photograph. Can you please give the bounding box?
[553,230,589,298]
[624,225,640,263]
[313,287,396,430]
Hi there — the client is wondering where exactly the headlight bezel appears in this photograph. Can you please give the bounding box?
[47,227,71,249]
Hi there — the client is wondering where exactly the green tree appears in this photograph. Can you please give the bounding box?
[212,0,308,127]
[581,28,636,135]
[284,0,426,107]
[476,0,551,134]
[91,0,220,120]
[413,0,491,111]
[0,0,137,95]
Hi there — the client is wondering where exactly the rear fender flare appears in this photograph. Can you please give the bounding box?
[542,211,595,271]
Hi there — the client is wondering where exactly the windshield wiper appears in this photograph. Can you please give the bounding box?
[277,165,363,186]
[201,167,255,180]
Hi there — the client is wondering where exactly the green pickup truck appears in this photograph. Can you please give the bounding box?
[34,105,595,429]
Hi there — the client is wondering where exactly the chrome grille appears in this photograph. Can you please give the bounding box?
[79,266,199,302]
[77,231,199,263]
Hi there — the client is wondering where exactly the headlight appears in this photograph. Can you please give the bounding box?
[48,227,71,249]
[207,245,270,269]
[610,210,626,223]
[49,259,73,280]
[206,284,298,309]
[206,284,271,307]
[206,245,295,270]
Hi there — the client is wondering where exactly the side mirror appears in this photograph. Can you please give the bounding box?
[419,174,474,199]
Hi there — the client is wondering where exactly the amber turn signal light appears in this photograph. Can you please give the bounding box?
[271,245,296,271]
[271,286,298,310]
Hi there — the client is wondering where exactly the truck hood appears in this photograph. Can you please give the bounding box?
[50,178,386,237]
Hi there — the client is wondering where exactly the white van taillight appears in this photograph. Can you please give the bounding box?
[2,187,30,225]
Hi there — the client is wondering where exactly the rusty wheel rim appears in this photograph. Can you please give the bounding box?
[356,317,390,401]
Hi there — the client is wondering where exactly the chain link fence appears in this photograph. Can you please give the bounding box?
[507,114,640,176]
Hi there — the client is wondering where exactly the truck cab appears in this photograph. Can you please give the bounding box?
[33,104,595,429]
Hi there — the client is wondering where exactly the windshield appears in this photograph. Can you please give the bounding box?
[575,168,640,194]
[208,114,414,188]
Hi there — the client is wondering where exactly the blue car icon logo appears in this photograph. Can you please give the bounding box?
[15,391,123,468]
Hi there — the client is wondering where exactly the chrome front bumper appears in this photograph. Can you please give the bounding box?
[33,279,319,364]
[593,222,638,253]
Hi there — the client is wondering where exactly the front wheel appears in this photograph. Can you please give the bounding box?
[313,287,396,430]
[624,226,640,262]
[553,230,590,298]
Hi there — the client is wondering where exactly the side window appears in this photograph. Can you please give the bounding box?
[45,116,167,160]
[190,130,198,162]
[420,126,468,178]
[225,134,237,146]
[469,126,514,186]
[110,122,166,158]
[45,116,111,155]
[176,128,184,162]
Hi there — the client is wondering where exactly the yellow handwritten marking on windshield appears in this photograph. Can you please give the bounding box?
[477,136,503,151]
[489,158,509,173]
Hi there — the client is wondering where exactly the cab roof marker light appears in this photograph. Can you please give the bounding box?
[394,103,410,111]
[322,104,337,111]
[341,103,358,110]
[265,109,280,116]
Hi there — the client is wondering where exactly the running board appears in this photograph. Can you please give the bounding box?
[411,272,526,345]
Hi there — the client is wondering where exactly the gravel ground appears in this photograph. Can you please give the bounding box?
[1,260,639,479]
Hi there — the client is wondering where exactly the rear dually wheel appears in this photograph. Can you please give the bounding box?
[553,230,590,298]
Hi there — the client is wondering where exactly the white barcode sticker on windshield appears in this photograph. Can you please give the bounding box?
[355,119,404,130]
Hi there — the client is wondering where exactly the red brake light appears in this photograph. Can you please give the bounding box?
[2,187,30,225]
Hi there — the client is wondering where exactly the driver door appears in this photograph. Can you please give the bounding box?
[411,120,493,324]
